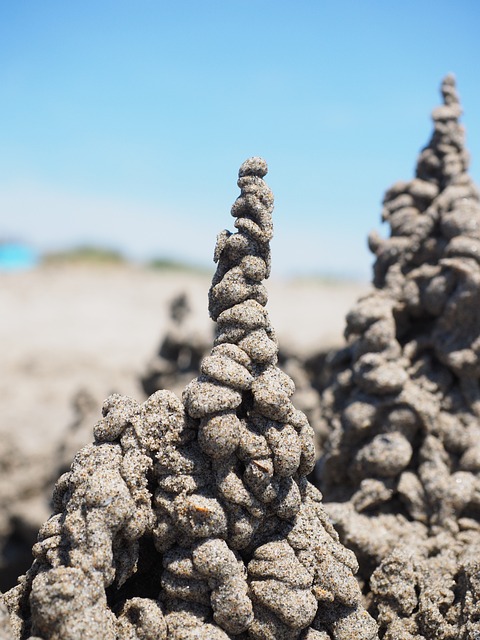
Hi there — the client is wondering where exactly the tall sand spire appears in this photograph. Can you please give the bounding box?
[1,158,378,639]
[318,76,480,638]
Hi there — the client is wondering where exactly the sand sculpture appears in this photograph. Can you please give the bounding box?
[1,158,377,639]
[317,75,480,636]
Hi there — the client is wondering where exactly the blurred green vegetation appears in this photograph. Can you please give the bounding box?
[147,257,211,274]
[41,245,126,265]
[40,245,212,274]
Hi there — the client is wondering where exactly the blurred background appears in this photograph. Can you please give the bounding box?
[1,0,480,279]
[1,0,480,590]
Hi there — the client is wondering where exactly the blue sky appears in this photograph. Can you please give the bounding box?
[1,1,480,279]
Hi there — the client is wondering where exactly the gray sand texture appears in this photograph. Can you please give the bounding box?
[1,159,377,638]
[317,75,480,638]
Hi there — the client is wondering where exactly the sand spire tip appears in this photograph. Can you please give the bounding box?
[238,157,268,178]
[441,73,459,106]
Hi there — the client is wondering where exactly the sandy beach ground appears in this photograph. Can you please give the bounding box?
[0,263,368,457]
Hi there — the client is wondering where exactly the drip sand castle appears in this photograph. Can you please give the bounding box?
[1,75,480,639]
[318,75,480,638]
[0,159,377,638]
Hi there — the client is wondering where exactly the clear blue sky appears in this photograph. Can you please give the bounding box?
[1,1,479,279]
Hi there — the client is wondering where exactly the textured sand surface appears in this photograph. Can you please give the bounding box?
[1,159,377,639]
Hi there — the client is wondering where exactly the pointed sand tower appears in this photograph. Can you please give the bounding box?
[1,159,378,640]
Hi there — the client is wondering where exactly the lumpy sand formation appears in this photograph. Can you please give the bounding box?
[1,158,377,639]
[318,75,480,637]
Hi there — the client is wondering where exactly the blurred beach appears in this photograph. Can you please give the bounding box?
[0,263,368,456]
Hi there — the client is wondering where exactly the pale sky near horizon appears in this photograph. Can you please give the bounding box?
[1,1,480,279]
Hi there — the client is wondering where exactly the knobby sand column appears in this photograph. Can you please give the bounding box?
[1,158,378,639]
[318,76,480,638]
